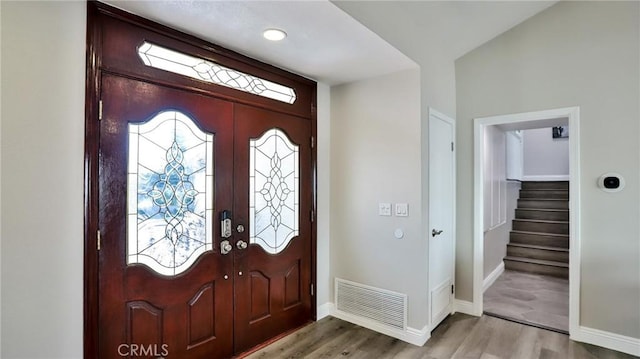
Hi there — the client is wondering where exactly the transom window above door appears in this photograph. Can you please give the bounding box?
[137,41,297,104]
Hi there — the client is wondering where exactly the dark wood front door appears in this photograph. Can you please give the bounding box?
[98,75,312,358]
[233,104,312,353]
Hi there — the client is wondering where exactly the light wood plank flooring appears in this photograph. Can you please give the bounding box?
[245,314,637,359]
[484,270,569,333]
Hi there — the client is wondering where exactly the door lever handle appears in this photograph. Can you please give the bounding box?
[220,240,233,255]
[432,229,443,237]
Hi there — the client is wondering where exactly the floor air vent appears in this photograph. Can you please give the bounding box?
[335,278,407,330]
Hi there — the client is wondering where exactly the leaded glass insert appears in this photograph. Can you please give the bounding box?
[127,110,214,276]
[249,129,299,254]
[137,41,297,104]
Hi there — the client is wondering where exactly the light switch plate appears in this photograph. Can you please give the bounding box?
[379,203,392,216]
[395,203,409,217]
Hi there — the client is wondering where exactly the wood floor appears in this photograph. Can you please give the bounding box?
[246,314,638,359]
[484,269,569,333]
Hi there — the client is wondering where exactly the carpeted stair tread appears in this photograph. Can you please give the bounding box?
[504,256,569,268]
[507,243,569,252]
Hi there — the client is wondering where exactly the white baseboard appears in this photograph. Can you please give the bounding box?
[521,175,570,181]
[330,307,430,346]
[317,302,333,320]
[453,299,478,316]
[571,326,640,357]
[483,262,505,293]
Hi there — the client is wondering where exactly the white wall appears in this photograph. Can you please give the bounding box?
[456,1,639,339]
[316,82,332,310]
[484,181,520,279]
[482,125,513,280]
[330,69,426,329]
[0,2,3,353]
[522,127,569,180]
[505,130,523,181]
[324,1,460,320]
[483,126,506,231]
[332,2,456,119]
[1,2,86,357]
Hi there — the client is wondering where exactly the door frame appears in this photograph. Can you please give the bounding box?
[472,106,580,336]
[427,107,456,330]
[83,3,317,357]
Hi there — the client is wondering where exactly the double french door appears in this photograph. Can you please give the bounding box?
[97,75,312,358]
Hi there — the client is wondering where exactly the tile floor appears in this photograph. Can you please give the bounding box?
[483,269,569,333]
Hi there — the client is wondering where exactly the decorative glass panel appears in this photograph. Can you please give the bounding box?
[127,110,214,276]
[249,129,299,254]
[137,41,297,105]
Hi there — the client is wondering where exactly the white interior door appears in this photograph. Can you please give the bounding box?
[428,108,456,329]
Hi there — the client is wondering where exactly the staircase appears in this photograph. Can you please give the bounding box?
[505,181,569,278]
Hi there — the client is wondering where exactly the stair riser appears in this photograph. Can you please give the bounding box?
[520,190,569,199]
[521,181,569,190]
[510,232,569,249]
[504,259,568,278]
[513,221,569,234]
[507,246,569,263]
[515,209,569,221]
[518,199,568,209]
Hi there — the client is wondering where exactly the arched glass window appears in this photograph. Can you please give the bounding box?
[249,129,299,254]
[127,110,214,276]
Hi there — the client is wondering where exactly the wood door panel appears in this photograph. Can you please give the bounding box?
[99,75,234,358]
[187,282,216,348]
[249,271,271,323]
[123,253,227,301]
[126,301,164,346]
[245,260,306,321]
[233,104,313,353]
[284,260,302,309]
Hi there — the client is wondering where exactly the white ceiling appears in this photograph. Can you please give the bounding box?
[333,1,557,64]
[102,0,556,86]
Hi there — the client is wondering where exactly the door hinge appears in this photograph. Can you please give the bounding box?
[451,284,454,294]
[310,210,315,222]
[311,136,315,149]
[451,142,454,152]
[98,100,103,121]
[310,284,314,296]
[97,230,102,251]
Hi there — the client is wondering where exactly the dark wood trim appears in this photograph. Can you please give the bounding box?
[84,3,102,358]
[94,1,313,118]
[84,1,318,357]
[310,87,318,321]
[93,2,315,87]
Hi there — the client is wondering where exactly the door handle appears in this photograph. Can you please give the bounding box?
[220,240,233,255]
[219,210,233,254]
[432,229,443,237]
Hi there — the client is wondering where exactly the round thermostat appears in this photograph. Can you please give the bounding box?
[598,173,625,193]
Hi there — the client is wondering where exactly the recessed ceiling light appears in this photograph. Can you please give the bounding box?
[263,28,287,41]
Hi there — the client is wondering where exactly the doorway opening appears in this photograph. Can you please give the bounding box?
[473,107,580,336]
